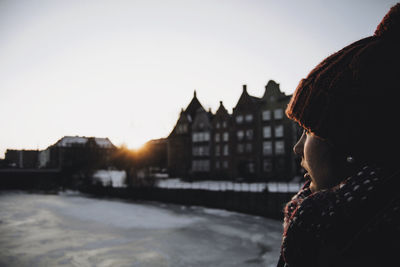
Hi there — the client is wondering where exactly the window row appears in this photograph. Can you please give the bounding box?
[263,141,285,155]
[192,131,210,142]
[192,160,210,172]
[262,109,284,121]
[237,143,253,153]
[262,158,285,172]
[263,125,283,138]
[235,109,284,124]
[192,146,210,156]
[176,124,188,134]
[215,121,228,129]
[235,114,254,124]
[215,132,229,142]
[215,160,229,169]
[215,144,229,156]
[236,129,253,141]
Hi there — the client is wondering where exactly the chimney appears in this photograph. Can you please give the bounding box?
[243,84,247,93]
[219,101,223,106]
[194,90,197,98]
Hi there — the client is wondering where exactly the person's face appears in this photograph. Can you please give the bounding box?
[293,130,338,192]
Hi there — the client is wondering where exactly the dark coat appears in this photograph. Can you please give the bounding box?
[277,165,400,267]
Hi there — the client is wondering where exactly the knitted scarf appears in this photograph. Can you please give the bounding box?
[280,165,400,267]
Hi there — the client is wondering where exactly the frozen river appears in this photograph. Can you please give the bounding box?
[0,191,283,267]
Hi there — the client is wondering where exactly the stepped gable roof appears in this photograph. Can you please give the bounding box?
[262,80,290,102]
[184,90,204,121]
[216,101,229,116]
[54,136,115,148]
[233,85,262,112]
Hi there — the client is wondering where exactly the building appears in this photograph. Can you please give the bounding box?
[167,91,204,178]
[167,80,301,181]
[191,106,213,179]
[39,136,116,169]
[212,101,233,179]
[231,85,262,180]
[5,149,39,168]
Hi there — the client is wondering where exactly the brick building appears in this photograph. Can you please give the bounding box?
[167,80,301,182]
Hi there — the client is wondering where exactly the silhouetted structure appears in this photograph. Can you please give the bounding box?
[167,91,203,178]
[167,81,301,181]
[5,149,39,168]
[39,136,116,170]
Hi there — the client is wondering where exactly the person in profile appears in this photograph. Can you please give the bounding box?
[277,3,400,267]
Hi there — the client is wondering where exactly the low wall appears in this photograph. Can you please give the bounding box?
[84,186,293,219]
[0,169,63,190]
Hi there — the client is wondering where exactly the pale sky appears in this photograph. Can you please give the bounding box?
[0,0,397,157]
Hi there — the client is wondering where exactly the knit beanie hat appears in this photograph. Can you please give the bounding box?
[286,3,400,164]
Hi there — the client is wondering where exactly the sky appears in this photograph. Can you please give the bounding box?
[0,0,397,157]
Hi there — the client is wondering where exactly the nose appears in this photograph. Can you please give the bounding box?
[293,131,306,156]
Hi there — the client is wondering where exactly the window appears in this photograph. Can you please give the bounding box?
[215,145,220,156]
[263,141,272,155]
[215,161,220,169]
[245,143,252,153]
[193,132,211,142]
[222,121,227,128]
[192,160,210,171]
[245,114,253,122]
[193,146,210,156]
[215,133,220,142]
[223,144,229,156]
[263,126,271,138]
[192,133,199,142]
[274,109,284,120]
[236,115,243,124]
[275,141,285,155]
[204,132,210,141]
[198,146,204,156]
[216,122,220,129]
[223,132,229,142]
[262,110,271,121]
[275,125,284,138]
[246,129,253,140]
[263,159,272,172]
[237,130,244,141]
[248,162,255,173]
[222,160,228,169]
[237,144,244,153]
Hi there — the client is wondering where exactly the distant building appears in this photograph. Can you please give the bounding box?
[167,80,301,181]
[142,138,168,173]
[39,136,116,169]
[212,101,233,179]
[5,149,39,168]
[191,106,213,179]
[167,91,204,178]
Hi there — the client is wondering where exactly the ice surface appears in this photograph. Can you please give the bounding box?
[0,192,283,267]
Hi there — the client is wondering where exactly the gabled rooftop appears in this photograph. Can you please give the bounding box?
[54,136,115,148]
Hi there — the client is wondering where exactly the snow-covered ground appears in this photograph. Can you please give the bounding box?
[0,191,283,267]
[157,179,302,193]
[93,169,303,193]
[93,169,126,187]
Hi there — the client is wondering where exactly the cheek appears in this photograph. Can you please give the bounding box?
[303,136,331,172]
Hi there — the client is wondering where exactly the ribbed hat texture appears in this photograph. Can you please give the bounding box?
[286,3,400,163]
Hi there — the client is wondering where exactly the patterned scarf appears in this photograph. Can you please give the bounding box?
[279,165,400,267]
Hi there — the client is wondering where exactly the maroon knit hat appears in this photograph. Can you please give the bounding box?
[286,3,400,163]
